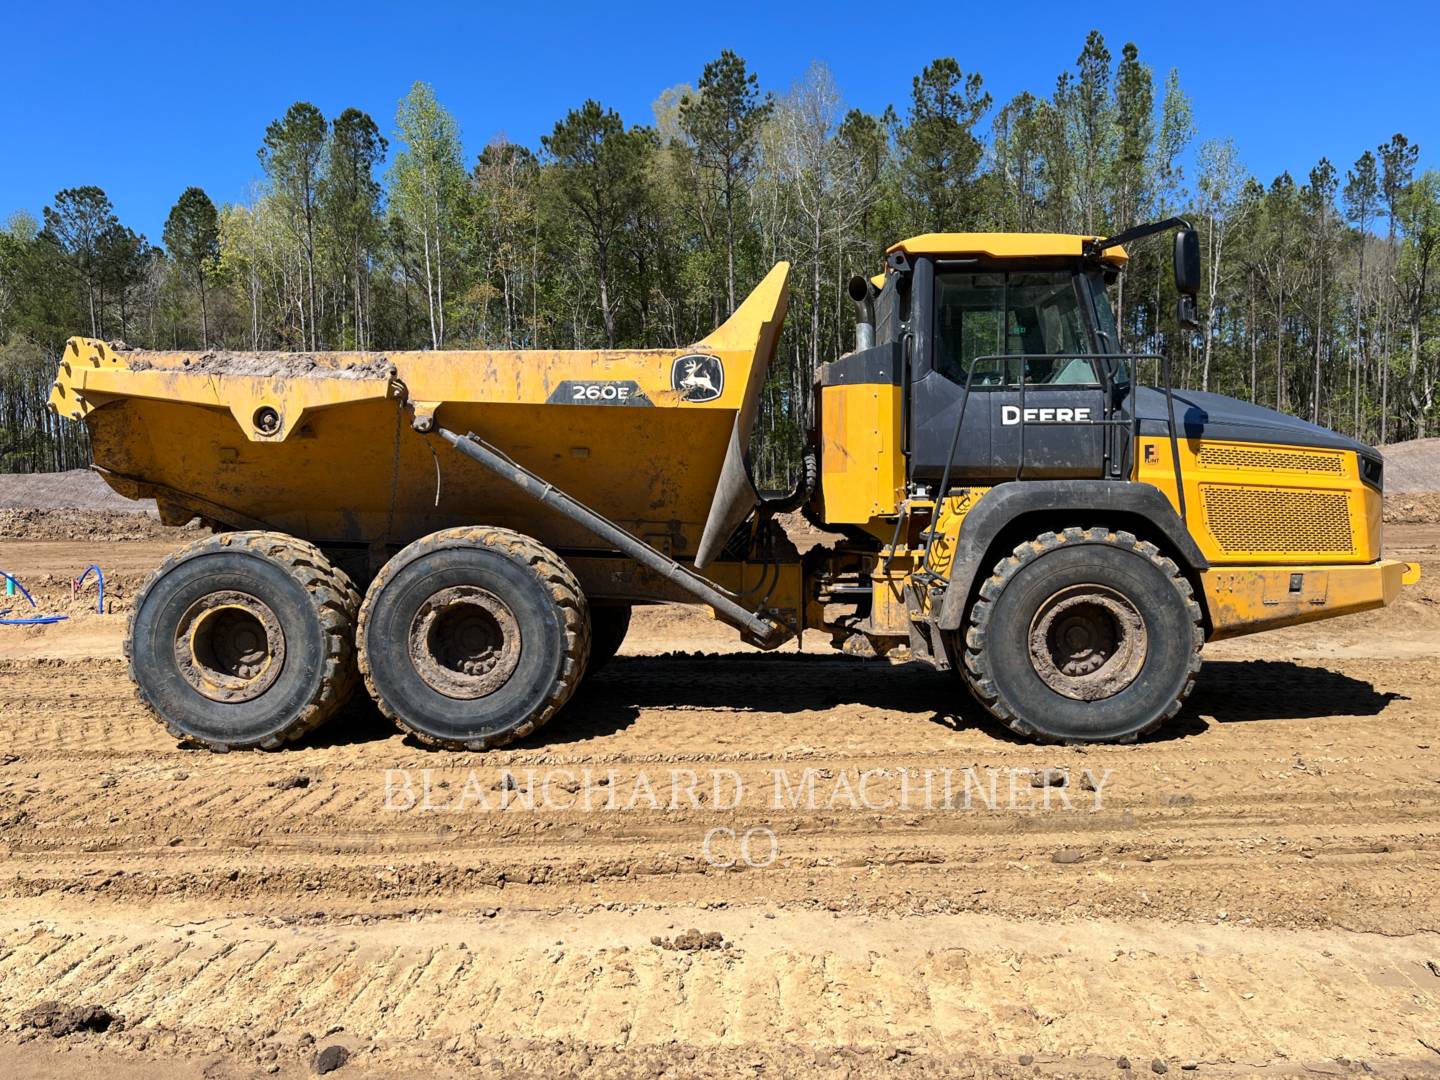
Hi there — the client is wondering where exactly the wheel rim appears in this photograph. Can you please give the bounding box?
[1027,584,1147,701]
[175,591,286,702]
[408,585,522,699]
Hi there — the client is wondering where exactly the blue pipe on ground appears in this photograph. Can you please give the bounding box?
[0,570,70,626]
[75,564,106,614]
[0,571,38,610]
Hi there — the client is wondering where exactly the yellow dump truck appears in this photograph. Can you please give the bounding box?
[49,221,1419,750]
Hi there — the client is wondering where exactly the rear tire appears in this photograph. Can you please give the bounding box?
[357,527,589,750]
[957,527,1202,743]
[126,531,360,750]
[586,604,632,675]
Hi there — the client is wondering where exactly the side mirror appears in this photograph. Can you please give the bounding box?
[1173,228,1200,295]
[1173,228,1201,330]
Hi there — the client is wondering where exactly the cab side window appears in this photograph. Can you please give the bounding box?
[934,270,1099,387]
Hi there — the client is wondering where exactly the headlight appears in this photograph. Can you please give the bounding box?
[1359,453,1383,491]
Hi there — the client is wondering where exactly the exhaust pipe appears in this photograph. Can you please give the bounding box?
[847,275,875,352]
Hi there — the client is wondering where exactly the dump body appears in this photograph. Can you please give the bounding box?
[50,264,791,568]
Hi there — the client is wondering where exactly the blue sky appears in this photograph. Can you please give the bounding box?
[4,1,1437,241]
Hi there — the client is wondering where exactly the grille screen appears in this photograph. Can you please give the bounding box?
[1202,486,1354,554]
[1197,444,1345,474]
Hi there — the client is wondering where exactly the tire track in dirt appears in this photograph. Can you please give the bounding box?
[3,652,1439,936]
[0,903,1437,1071]
[1,526,1439,1075]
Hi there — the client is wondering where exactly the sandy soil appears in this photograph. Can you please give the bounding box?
[0,516,1437,1077]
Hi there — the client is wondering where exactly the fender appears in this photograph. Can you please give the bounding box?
[934,480,1208,631]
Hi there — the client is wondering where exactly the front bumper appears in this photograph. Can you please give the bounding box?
[1201,559,1421,641]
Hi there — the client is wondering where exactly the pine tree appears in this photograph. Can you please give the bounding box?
[163,187,220,347]
[1344,150,1380,430]
[680,51,772,310]
[41,186,118,337]
[542,101,652,347]
[897,59,991,232]
[259,102,327,348]
[323,109,386,348]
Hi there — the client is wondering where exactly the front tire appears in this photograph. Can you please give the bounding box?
[357,528,590,750]
[958,527,1202,743]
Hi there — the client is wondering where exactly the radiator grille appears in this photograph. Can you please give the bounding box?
[1196,444,1345,474]
[1202,486,1354,555]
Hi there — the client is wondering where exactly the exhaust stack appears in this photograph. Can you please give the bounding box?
[847,275,875,352]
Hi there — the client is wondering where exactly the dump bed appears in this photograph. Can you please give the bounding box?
[50,264,790,567]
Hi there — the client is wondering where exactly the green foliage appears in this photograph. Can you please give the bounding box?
[324,108,387,348]
[260,101,328,348]
[542,100,655,347]
[681,50,773,308]
[163,187,220,345]
[897,58,991,232]
[390,82,465,348]
[2,32,1439,474]
[41,186,119,337]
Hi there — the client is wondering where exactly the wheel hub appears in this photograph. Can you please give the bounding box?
[175,591,286,702]
[1028,584,1147,701]
[409,586,522,699]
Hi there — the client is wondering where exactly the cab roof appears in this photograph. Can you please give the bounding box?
[886,232,1129,266]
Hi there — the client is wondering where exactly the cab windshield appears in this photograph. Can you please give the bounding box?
[934,270,1098,387]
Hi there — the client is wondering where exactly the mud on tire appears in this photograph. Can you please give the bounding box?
[357,527,590,750]
[958,527,1203,744]
[126,531,361,750]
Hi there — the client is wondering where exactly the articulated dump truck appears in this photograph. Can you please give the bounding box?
[50,221,1420,750]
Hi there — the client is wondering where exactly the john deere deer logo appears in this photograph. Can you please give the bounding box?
[671,354,724,403]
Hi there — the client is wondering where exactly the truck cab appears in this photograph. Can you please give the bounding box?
[811,228,1418,743]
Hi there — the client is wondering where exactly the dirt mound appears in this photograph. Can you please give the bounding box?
[132,350,395,381]
[1384,492,1440,523]
[0,507,190,542]
[19,1001,123,1037]
[0,470,155,514]
[1380,437,1440,494]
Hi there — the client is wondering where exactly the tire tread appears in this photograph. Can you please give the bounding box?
[958,527,1203,744]
[125,531,361,750]
[356,527,590,751]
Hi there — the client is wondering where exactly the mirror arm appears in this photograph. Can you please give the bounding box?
[1084,217,1193,257]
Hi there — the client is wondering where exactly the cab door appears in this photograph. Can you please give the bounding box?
[910,263,1108,484]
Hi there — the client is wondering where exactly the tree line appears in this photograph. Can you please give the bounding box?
[1,31,1436,481]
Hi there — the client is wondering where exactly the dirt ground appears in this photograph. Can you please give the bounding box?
[1,510,1439,1077]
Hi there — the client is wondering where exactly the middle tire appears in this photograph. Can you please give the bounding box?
[357,527,590,749]
[586,604,632,675]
